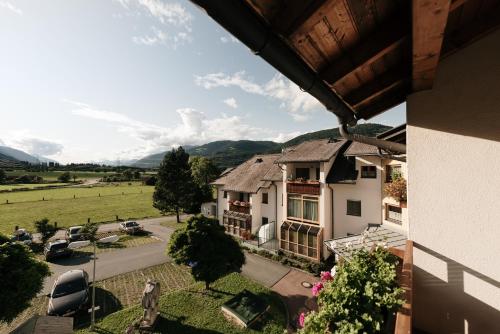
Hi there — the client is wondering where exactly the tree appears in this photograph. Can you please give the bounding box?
[0,169,6,184]
[190,156,219,187]
[0,234,50,322]
[34,218,56,244]
[168,215,245,290]
[72,174,78,183]
[133,171,141,180]
[80,222,99,242]
[145,175,157,186]
[153,147,198,223]
[123,170,133,181]
[58,171,71,183]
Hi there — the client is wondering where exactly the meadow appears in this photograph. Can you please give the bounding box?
[0,183,161,235]
[0,183,68,191]
[5,170,114,181]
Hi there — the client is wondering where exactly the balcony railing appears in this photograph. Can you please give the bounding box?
[287,180,320,195]
[228,201,251,214]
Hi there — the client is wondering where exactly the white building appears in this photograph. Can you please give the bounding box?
[212,154,283,244]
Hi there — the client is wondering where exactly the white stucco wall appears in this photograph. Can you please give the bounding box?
[331,156,383,238]
[407,29,500,333]
[216,186,228,223]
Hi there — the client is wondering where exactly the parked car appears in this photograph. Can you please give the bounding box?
[66,226,83,242]
[10,228,32,245]
[44,239,72,261]
[47,269,90,316]
[119,221,143,234]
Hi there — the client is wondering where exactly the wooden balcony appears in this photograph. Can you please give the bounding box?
[229,202,251,214]
[287,180,320,195]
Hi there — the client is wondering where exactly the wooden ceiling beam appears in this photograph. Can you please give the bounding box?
[412,0,451,91]
[344,66,409,106]
[317,15,410,86]
[352,79,406,110]
[355,88,408,120]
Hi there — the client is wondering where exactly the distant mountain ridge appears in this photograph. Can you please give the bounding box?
[0,146,58,166]
[133,123,392,169]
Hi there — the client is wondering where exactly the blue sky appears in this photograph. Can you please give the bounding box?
[0,0,405,163]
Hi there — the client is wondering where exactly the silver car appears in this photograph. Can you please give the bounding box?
[47,269,89,316]
[119,221,143,234]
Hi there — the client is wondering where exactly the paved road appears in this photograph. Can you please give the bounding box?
[42,215,186,294]
[42,214,290,295]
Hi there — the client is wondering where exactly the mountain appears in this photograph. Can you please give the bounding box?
[0,152,26,168]
[283,123,391,147]
[133,123,392,169]
[0,146,59,165]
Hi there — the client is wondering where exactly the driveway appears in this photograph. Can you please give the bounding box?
[43,214,290,294]
[42,216,180,294]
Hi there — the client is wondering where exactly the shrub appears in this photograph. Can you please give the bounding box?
[385,177,407,202]
[299,248,404,333]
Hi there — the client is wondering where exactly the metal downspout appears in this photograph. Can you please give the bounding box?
[272,182,277,243]
[339,124,407,154]
[328,184,334,241]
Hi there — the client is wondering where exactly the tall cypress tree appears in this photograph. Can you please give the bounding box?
[153,147,196,223]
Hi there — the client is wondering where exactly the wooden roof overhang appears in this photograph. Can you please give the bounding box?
[192,0,500,121]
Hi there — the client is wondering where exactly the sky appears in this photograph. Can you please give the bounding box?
[0,0,406,164]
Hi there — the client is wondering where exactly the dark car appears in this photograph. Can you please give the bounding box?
[44,239,72,261]
[47,269,89,316]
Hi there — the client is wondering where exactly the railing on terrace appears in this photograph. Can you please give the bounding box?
[229,203,251,214]
[287,180,320,195]
[394,240,413,334]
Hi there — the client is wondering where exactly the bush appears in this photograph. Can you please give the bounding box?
[299,248,404,333]
[385,176,407,202]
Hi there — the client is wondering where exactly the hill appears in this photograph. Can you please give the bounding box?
[283,123,391,147]
[0,152,26,168]
[133,123,392,169]
[0,146,58,166]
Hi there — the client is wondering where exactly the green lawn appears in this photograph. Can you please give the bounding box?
[0,183,69,191]
[160,219,187,230]
[0,184,161,235]
[5,170,114,181]
[79,273,286,334]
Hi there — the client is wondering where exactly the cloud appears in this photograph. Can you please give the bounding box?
[220,35,239,44]
[0,1,22,15]
[0,131,63,156]
[223,97,238,109]
[194,71,322,121]
[67,100,299,159]
[115,0,193,49]
[132,26,167,46]
[271,131,303,143]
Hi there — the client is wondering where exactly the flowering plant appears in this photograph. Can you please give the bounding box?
[299,248,404,333]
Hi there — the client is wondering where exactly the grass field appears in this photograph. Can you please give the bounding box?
[78,273,286,334]
[5,170,114,181]
[0,183,161,235]
[0,183,68,191]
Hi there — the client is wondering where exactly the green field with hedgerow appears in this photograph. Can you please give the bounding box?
[5,170,114,181]
[0,183,161,235]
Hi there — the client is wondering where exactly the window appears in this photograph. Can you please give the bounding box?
[287,195,319,223]
[223,191,227,198]
[385,165,402,183]
[347,200,361,216]
[296,168,310,180]
[280,222,321,260]
[262,217,268,225]
[361,165,377,178]
[386,205,402,224]
[262,192,268,204]
[316,168,320,180]
[239,192,244,201]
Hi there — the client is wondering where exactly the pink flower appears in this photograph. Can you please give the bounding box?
[311,282,324,296]
[298,312,306,328]
[320,271,333,282]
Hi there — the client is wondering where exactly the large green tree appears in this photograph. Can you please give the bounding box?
[153,147,197,223]
[190,156,219,203]
[0,234,50,322]
[168,215,245,290]
[0,169,6,184]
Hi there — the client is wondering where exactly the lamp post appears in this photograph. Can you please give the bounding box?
[90,241,97,330]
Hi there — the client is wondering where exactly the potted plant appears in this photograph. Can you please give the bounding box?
[385,176,407,204]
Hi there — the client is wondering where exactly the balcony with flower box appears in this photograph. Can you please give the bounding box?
[228,200,251,214]
[287,179,320,196]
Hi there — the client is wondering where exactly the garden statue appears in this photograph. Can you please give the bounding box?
[139,280,160,331]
